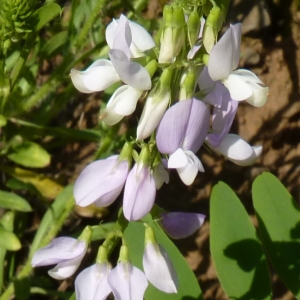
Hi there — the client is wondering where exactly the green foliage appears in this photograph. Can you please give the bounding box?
[0,190,31,212]
[253,172,300,298]
[210,173,300,299]
[210,182,272,300]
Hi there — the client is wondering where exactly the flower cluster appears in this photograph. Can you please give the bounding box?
[32,4,269,299]
[71,11,268,223]
[31,224,194,299]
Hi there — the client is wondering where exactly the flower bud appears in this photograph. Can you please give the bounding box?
[143,225,178,293]
[137,68,172,140]
[158,5,186,63]
[179,69,197,100]
[160,212,205,239]
[187,11,201,48]
[203,6,221,53]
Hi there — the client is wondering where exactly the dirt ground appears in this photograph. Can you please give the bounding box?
[52,0,300,299]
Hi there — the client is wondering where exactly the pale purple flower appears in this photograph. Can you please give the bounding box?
[123,162,156,221]
[208,24,268,107]
[156,98,210,185]
[211,133,262,166]
[74,155,129,207]
[75,262,112,300]
[31,237,86,280]
[160,212,206,239]
[143,243,178,293]
[108,262,148,300]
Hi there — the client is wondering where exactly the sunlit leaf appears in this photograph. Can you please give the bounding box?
[7,141,51,168]
[0,190,32,212]
[0,165,63,199]
[41,31,68,57]
[33,3,62,32]
[0,226,21,251]
[210,181,272,300]
[124,214,203,300]
[30,184,75,256]
[0,115,7,127]
[253,172,300,298]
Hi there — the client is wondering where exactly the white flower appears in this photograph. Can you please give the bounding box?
[75,262,112,300]
[209,134,262,166]
[31,237,87,280]
[100,85,143,126]
[108,262,148,300]
[143,243,178,293]
[208,24,268,107]
[71,15,152,94]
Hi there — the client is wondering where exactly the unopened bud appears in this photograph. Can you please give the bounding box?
[158,5,186,63]
[187,11,201,48]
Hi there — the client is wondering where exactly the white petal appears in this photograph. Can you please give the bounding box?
[168,148,187,169]
[100,109,123,126]
[136,88,170,140]
[106,16,155,58]
[31,237,85,267]
[108,263,148,300]
[70,60,120,93]
[176,151,204,186]
[230,24,242,71]
[113,86,143,115]
[231,69,263,84]
[245,82,268,107]
[208,25,238,81]
[48,251,85,280]
[152,163,169,190]
[75,263,111,300]
[212,134,262,166]
[112,15,131,59]
[223,74,253,101]
[143,243,178,293]
[129,20,155,53]
[109,49,151,90]
[106,19,118,49]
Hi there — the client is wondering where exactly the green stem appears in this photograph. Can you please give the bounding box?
[73,0,109,51]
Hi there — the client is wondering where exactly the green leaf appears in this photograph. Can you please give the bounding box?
[0,226,21,251]
[0,165,63,199]
[41,31,68,57]
[33,3,62,32]
[253,172,300,298]
[30,184,75,257]
[0,190,32,212]
[7,141,50,168]
[0,115,7,127]
[124,214,203,300]
[210,182,272,300]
